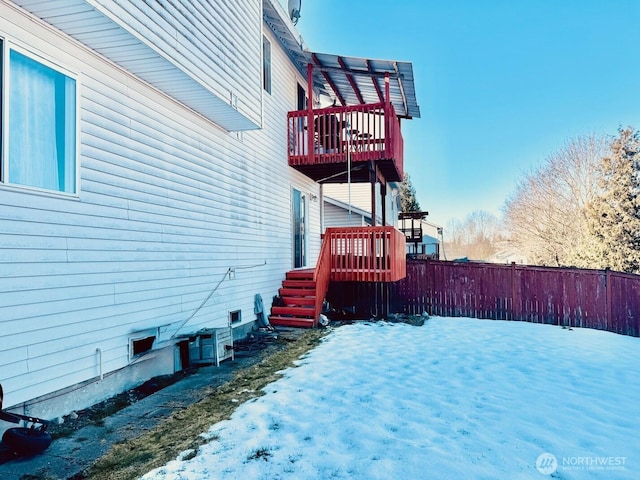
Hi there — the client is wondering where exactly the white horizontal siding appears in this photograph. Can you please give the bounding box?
[323,202,367,228]
[323,183,377,214]
[99,0,263,126]
[323,183,401,227]
[12,0,262,130]
[0,6,319,408]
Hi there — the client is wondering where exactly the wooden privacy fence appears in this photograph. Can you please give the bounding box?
[392,259,640,337]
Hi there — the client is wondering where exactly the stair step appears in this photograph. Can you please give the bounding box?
[271,306,315,317]
[286,269,314,280]
[281,296,316,306]
[282,279,316,288]
[269,316,316,328]
[271,268,321,329]
[279,288,316,297]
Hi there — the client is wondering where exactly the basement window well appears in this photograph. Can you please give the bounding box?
[130,332,156,360]
[230,310,241,324]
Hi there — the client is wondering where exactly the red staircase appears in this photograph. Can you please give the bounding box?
[268,227,406,328]
[269,269,319,328]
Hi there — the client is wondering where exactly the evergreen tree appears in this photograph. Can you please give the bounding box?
[400,173,421,212]
[575,128,640,273]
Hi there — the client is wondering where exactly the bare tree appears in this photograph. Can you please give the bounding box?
[503,134,606,266]
[445,210,504,260]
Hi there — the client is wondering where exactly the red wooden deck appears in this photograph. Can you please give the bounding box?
[326,227,406,282]
[270,226,406,328]
[287,103,404,183]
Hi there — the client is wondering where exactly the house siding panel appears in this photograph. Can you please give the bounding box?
[0,3,320,411]
[13,0,262,130]
[96,0,263,127]
[324,183,378,215]
[324,202,367,228]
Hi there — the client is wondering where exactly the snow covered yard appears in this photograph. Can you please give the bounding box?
[141,317,640,479]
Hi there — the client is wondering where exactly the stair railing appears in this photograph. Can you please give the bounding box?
[313,230,333,326]
[313,227,407,325]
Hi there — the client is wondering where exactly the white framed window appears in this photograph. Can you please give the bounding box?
[229,310,241,324]
[129,327,159,361]
[1,40,78,194]
[263,36,271,94]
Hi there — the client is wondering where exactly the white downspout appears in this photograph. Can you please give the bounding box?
[96,348,103,380]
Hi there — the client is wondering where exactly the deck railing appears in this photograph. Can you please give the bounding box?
[325,226,406,283]
[287,103,404,180]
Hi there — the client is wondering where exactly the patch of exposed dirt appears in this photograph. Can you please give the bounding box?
[48,329,298,442]
[47,373,191,440]
[82,328,326,480]
[327,311,429,327]
[386,312,429,326]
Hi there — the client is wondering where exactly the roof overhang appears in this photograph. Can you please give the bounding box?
[12,0,259,131]
[262,0,312,81]
[263,0,420,120]
[306,52,420,120]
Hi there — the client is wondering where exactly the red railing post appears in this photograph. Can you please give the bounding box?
[307,63,315,165]
[384,73,391,158]
[312,227,334,326]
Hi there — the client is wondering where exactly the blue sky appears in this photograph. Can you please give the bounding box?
[285,0,640,227]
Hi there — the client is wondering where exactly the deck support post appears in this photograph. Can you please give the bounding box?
[380,180,387,226]
[369,161,377,226]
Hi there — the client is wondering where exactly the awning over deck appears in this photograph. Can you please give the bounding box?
[307,52,421,120]
[262,1,420,119]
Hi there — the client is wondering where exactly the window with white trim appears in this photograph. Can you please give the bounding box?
[1,42,77,194]
[263,36,271,94]
[229,310,241,324]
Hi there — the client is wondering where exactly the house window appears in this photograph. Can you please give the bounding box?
[263,36,271,94]
[131,335,155,358]
[0,40,3,174]
[297,83,306,110]
[229,310,241,324]
[3,46,77,194]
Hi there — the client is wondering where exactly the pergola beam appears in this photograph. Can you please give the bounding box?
[312,53,346,106]
[367,59,386,103]
[338,55,365,104]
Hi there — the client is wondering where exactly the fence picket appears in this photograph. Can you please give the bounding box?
[326,259,640,337]
[389,260,639,337]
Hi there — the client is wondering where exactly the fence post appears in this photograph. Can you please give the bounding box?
[511,262,520,321]
[605,267,611,331]
[423,258,429,315]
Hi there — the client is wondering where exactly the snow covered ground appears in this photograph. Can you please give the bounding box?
[141,317,640,479]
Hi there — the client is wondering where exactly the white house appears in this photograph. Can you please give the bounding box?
[322,183,401,230]
[0,0,326,422]
[0,0,419,423]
